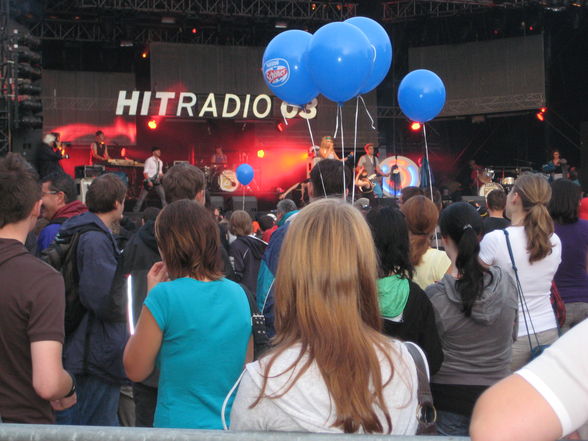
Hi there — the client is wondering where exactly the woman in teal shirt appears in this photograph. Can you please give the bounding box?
[124,200,252,429]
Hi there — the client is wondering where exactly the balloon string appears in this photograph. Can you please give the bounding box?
[333,106,340,139]
[352,97,360,203]
[306,116,326,198]
[423,123,439,250]
[242,185,245,211]
[359,95,376,130]
[339,105,346,201]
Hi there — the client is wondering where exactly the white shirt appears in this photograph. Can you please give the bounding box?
[517,318,588,438]
[479,226,562,337]
[144,155,163,179]
[230,341,419,434]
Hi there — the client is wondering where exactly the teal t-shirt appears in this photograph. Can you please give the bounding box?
[144,277,251,429]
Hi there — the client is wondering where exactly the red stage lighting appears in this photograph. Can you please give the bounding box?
[257,149,265,158]
[410,122,422,131]
[120,147,127,157]
[191,27,198,34]
[147,119,158,130]
[536,107,547,122]
[277,122,285,132]
[141,51,148,59]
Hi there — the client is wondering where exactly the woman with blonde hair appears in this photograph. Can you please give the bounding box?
[123,200,252,429]
[479,173,562,371]
[230,198,421,434]
[402,195,451,290]
[318,135,339,160]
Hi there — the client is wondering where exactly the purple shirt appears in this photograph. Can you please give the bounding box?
[554,220,588,303]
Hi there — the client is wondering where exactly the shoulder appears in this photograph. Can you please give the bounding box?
[424,277,447,300]
[17,253,64,291]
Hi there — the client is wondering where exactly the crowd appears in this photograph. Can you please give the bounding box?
[1,152,588,440]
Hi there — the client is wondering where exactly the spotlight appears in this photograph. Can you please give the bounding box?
[277,121,285,132]
[147,119,158,130]
[120,147,127,157]
[257,149,265,158]
[141,50,148,59]
[191,27,198,34]
[410,122,422,131]
[536,107,547,122]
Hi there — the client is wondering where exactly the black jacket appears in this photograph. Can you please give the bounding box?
[382,280,444,375]
[229,235,267,295]
[37,142,63,179]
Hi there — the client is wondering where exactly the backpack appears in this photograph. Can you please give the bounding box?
[41,224,104,334]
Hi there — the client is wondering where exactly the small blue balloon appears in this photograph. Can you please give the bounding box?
[262,30,319,107]
[236,164,254,186]
[307,22,374,104]
[398,69,446,123]
[345,16,393,94]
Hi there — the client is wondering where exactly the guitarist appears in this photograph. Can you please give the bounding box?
[133,146,166,213]
[357,143,387,198]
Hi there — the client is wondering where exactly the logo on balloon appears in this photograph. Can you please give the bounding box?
[264,58,290,87]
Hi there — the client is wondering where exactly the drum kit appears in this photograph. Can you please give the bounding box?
[201,164,239,193]
[478,168,521,197]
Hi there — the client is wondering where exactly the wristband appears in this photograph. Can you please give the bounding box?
[64,372,76,398]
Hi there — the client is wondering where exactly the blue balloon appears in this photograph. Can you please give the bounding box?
[397,69,446,123]
[262,30,319,107]
[345,17,393,94]
[307,22,374,104]
[236,164,254,186]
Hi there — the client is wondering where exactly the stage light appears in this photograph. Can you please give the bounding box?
[141,51,148,59]
[120,147,127,157]
[311,3,317,10]
[536,107,547,122]
[277,121,285,132]
[191,27,198,34]
[257,149,265,158]
[410,122,422,131]
[147,119,157,130]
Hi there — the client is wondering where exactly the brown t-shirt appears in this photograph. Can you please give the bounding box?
[0,238,65,423]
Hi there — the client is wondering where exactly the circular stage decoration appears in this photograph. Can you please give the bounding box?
[379,156,421,197]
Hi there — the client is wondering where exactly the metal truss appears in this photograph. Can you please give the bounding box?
[30,19,257,44]
[382,0,529,22]
[43,0,357,21]
[377,93,545,119]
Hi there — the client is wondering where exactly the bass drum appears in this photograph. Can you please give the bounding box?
[211,169,239,193]
[479,182,504,198]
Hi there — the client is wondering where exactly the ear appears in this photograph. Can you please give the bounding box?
[31,199,42,219]
[195,189,205,206]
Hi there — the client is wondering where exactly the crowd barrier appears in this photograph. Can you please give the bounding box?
[0,424,469,441]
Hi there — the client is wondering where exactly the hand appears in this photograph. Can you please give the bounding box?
[51,393,77,411]
[147,262,169,292]
[147,180,154,188]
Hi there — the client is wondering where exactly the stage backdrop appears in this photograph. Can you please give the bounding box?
[410,34,546,117]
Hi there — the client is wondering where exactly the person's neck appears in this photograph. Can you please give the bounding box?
[95,212,114,231]
[488,209,504,218]
[0,221,31,244]
[510,210,525,226]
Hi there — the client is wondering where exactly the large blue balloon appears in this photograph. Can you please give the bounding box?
[307,22,374,104]
[262,30,319,107]
[236,164,254,186]
[345,17,393,94]
[398,69,446,123]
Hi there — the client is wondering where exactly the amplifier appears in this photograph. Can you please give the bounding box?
[75,165,104,179]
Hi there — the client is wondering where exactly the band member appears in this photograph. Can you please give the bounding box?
[357,143,387,198]
[37,133,65,178]
[543,149,569,181]
[211,146,227,166]
[469,159,484,194]
[355,167,375,202]
[318,136,339,160]
[90,130,110,165]
[133,146,166,213]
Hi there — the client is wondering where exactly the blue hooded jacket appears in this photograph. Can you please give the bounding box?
[60,212,128,384]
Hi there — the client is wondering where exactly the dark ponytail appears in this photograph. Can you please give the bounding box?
[439,202,490,317]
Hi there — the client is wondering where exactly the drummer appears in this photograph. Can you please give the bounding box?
[211,146,228,167]
[468,159,485,194]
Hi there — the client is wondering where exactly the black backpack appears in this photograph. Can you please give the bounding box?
[41,225,104,334]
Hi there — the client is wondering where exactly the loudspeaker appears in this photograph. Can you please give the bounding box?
[231,196,258,214]
[580,122,588,193]
[76,177,94,203]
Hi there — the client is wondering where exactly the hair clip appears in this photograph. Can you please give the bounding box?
[463,224,473,231]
